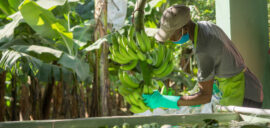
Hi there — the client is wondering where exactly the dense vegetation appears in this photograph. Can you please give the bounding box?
[0,0,215,121]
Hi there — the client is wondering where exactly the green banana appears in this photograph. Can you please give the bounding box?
[146,53,153,65]
[120,60,138,71]
[130,105,147,113]
[122,71,139,88]
[126,47,138,60]
[143,85,154,94]
[136,50,146,61]
[118,45,133,60]
[110,54,131,64]
[146,58,153,65]
[137,99,149,110]
[136,32,147,52]
[118,71,130,86]
[110,47,130,61]
[154,45,165,67]
[118,85,134,96]
[128,36,146,61]
[123,95,132,104]
[129,35,139,51]
[123,35,135,54]
[128,25,135,41]
[111,34,119,51]
[155,61,174,78]
[121,36,138,60]
[152,49,172,75]
[151,49,158,66]
[128,94,138,105]
[141,30,151,51]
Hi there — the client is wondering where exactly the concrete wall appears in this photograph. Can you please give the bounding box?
[216,0,270,108]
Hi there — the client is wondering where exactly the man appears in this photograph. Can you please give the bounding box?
[142,5,263,109]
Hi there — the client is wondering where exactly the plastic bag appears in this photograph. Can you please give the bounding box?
[107,0,127,31]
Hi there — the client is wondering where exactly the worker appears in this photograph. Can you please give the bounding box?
[142,5,263,109]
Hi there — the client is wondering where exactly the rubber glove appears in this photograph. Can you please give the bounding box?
[142,90,180,109]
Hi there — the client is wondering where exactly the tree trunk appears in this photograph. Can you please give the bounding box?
[60,82,70,119]
[42,72,55,119]
[52,81,63,119]
[90,50,100,117]
[29,77,41,120]
[11,74,17,121]
[71,83,78,118]
[85,83,91,117]
[95,0,109,116]
[0,71,6,121]
[19,84,30,121]
[79,84,86,117]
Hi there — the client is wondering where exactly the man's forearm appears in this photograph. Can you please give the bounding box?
[177,80,214,106]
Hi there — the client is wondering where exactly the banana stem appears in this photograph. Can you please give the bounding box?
[133,0,147,32]
[139,61,152,86]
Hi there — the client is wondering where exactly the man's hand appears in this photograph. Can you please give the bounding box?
[142,91,180,109]
[178,80,214,106]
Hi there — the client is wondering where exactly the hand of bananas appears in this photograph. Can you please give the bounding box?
[118,71,159,113]
[109,25,175,113]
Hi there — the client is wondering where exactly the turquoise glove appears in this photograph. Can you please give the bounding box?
[142,90,180,109]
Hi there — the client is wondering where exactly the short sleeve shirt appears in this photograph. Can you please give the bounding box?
[195,21,245,82]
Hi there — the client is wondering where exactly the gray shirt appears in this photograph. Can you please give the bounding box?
[195,21,263,102]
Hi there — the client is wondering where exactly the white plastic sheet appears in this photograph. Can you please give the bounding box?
[107,0,127,31]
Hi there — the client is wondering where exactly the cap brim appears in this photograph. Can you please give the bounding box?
[154,28,175,42]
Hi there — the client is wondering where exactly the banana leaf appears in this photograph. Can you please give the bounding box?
[11,45,63,63]
[19,0,74,55]
[58,53,90,81]
[0,12,23,43]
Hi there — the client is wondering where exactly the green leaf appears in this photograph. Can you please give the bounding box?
[19,0,74,55]
[149,0,166,8]
[51,22,74,55]
[0,50,22,69]
[84,34,111,51]
[36,63,63,82]
[11,45,63,63]
[71,20,95,43]
[58,53,90,81]
[8,0,23,11]
[0,36,30,50]
[0,50,43,71]
[36,0,66,10]
[0,12,23,43]
[0,0,15,15]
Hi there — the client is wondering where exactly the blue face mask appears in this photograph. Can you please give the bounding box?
[173,33,190,44]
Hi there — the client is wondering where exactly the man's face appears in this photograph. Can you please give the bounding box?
[169,26,188,42]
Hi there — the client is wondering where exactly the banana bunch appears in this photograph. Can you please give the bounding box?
[118,71,159,113]
[109,25,175,113]
[109,25,152,71]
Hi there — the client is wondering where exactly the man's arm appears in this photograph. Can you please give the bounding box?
[177,80,214,106]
